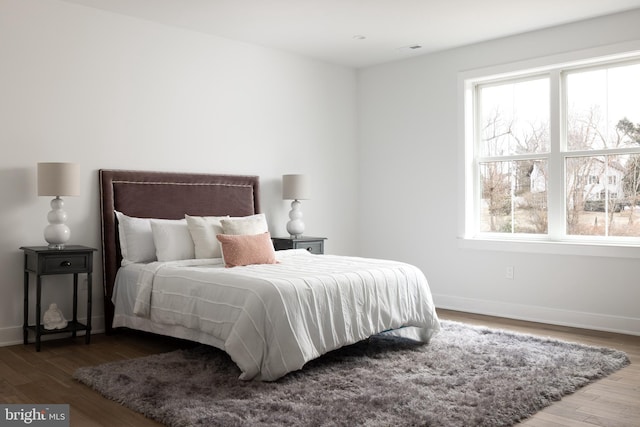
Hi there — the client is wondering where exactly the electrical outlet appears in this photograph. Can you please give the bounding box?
[505,266,514,280]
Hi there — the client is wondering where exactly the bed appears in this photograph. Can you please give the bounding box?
[99,169,440,381]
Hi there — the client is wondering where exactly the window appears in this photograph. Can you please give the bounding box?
[467,58,640,242]
[477,77,550,234]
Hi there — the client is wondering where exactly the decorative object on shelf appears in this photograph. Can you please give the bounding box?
[43,303,68,330]
[282,174,309,238]
[37,162,80,249]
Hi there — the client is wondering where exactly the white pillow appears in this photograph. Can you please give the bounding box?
[115,211,156,265]
[150,219,195,262]
[185,214,228,259]
[220,213,269,235]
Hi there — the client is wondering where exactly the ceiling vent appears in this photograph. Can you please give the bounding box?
[398,44,423,52]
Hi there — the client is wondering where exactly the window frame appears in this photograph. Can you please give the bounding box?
[459,42,640,258]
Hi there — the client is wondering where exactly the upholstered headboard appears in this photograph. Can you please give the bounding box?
[99,169,260,333]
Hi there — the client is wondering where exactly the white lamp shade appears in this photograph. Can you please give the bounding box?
[37,162,80,197]
[282,174,310,200]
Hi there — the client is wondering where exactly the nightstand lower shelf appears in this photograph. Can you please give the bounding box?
[25,320,89,338]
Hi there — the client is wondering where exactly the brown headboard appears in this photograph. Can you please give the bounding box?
[99,169,260,333]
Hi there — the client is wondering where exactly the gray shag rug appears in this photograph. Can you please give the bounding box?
[73,320,629,427]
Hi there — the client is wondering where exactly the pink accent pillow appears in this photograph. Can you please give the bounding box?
[216,232,277,268]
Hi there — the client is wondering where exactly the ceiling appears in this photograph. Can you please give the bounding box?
[61,0,640,68]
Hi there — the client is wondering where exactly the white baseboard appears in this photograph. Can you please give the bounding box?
[0,316,105,348]
[2,300,637,347]
[434,294,640,337]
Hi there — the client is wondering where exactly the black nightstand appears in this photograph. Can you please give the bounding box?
[272,236,327,255]
[20,245,97,351]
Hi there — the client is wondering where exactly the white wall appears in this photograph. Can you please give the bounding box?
[0,0,358,345]
[358,10,640,335]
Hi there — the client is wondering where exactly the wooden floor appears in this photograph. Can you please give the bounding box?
[1,310,638,427]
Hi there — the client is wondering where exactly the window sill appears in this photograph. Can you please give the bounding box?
[458,236,640,258]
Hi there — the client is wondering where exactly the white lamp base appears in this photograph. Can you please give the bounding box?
[286,199,305,238]
[44,197,71,249]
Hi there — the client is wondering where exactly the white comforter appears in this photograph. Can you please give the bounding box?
[133,249,440,381]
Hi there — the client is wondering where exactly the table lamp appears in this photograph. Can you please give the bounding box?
[282,174,309,238]
[37,162,80,249]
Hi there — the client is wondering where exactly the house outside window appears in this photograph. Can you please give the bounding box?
[466,57,640,242]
